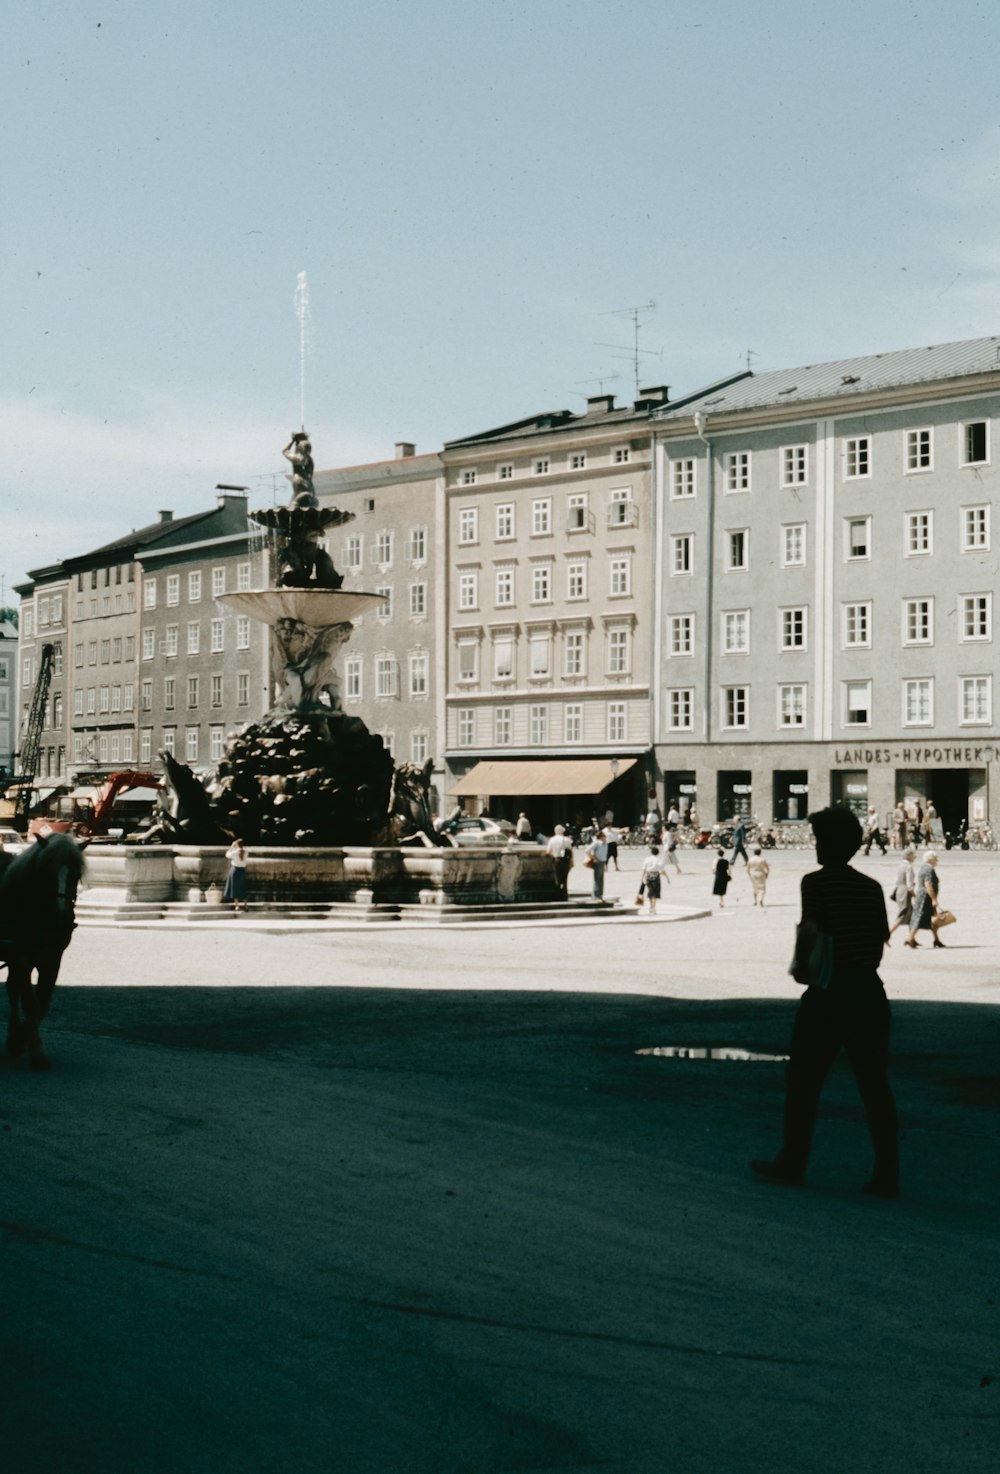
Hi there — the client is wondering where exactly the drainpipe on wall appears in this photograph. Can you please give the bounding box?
[694,412,714,746]
[650,428,662,797]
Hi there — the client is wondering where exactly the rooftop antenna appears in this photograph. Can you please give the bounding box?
[294,270,311,431]
[745,348,757,373]
[572,373,622,400]
[597,301,660,399]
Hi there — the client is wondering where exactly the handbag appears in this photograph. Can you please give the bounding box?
[934,908,956,928]
[582,852,595,869]
[789,921,834,990]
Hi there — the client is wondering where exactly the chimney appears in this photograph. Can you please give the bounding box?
[585,394,616,416]
[395,441,416,459]
[634,385,670,410]
[158,510,173,523]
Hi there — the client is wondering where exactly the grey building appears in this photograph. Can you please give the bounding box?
[0,618,20,779]
[652,335,1000,833]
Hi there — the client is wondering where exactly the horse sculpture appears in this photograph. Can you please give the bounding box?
[0,832,85,1070]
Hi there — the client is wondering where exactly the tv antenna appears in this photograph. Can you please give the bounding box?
[573,373,622,401]
[597,301,661,399]
[745,348,758,373]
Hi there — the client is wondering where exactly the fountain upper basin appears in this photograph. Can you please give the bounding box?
[217,588,382,625]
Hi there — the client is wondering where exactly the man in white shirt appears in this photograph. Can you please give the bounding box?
[546,825,574,898]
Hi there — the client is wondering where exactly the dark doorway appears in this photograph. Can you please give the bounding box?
[928,770,969,836]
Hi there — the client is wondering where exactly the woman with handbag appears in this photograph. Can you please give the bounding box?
[905,850,948,949]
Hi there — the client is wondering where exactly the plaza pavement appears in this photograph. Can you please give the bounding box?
[2,844,997,1471]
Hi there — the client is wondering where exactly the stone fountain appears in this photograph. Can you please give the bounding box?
[79,433,564,920]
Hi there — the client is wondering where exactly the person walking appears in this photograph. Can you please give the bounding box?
[638,844,667,915]
[906,850,946,949]
[605,823,621,871]
[662,824,682,873]
[712,847,732,908]
[751,807,899,1198]
[893,803,907,850]
[586,828,610,901]
[862,806,887,856]
[546,824,574,899]
[223,838,248,913]
[730,816,749,866]
[887,849,916,943]
[515,812,532,842]
[747,846,770,906]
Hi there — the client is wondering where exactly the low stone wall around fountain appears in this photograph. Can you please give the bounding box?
[81,841,562,912]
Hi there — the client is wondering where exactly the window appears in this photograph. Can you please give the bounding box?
[609,555,631,596]
[100,639,111,664]
[374,531,393,566]
[564,630,584,677]
[668,688,693,730]
[608,487,636,528]
[781,445,808,486]
[143,579,157,609]
[570,452,587,471]
[564,704,583,743]
[531,498,551,535]
[779,684,806,728]
[188,572,202,602]
[498,463,514,482]
[722,686,749,729]
[727,529,748,571]
[529,634,551,678]
[612,447,630,466]
[112,636,122,662]
[140,679,153,711]
[457,709,475,746]
[494,637,514,681]
[723,610,749,654]
[98,685,110,714]
[409,653,429,697]
[459,507,478,543]
[845,680,871,726]
[962,420,989,466]
[669,614,694,656]
[846,517,870,560]
[960,593,991,640]
[165,625,179,657]
[782,524,806,566]
[140,729,152,764]
[187,622,200,655]
[906,427,932,472]
[496,503,514,539]
[531,565,551,603]
[211,674,223,708]
[534,457,550,476]
[461,468,477,487]
[567,560,587,599]
[567,492,589,530]
[843,602,871,648]
[166,574,180,606]
[672,459,695,498]
[457,642,478,682]
[960,675,991,724]
[185,729,199,763]
[607,702,627,741]
[607,628,630,674]
[237,562,251,591]
[236,672,250,706]
[72,689,84,717]
[903,678,933,726]
[142,629,155,660]
[376,586,392,619]
[376,656,399,697]
[74,643,84,669]
[781,608,807,650]
[458,572,478,610]
[963,506,990,551]
[410,731,428,765]
[671,534,693,575]
[725,451,750,493]
[344,535,362,570]
[212,567,225,596]
[529,704,548,744]
[409,582,427,617]
[164,677,175,711]
[125,635,135,660]
[98,735,108,763]
[906,511,932,555]
[236,617,250,650]
[345,657,362,699]
[844,436,870,479]
[210,618,224,653]
[210,727,225,762]
[495,568,514,606]
[187,675,199,709]
[85,687,96,715]
[408,526,427,562]
[903,599,933,645]
[494,707,512,745]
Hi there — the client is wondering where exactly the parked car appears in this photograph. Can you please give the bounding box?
[447,817,513,845]
[0,827,28,854]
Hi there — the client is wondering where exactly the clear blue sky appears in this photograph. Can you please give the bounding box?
[4,0,1000,598]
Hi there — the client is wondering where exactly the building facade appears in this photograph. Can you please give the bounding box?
[652,336,1000,832]
[14,566,69,790]
[0,618,20,780]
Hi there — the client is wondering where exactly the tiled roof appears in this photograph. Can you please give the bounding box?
[655,335,1000,419]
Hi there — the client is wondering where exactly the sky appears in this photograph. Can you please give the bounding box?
[4,0,1000,599]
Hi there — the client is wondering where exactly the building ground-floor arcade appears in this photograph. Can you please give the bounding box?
[653,739,997,837]
[445,752,653,836]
